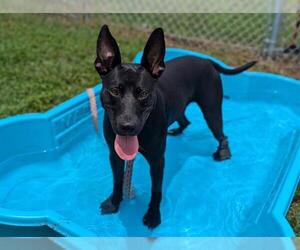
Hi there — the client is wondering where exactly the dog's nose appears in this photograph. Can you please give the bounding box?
[119,122,136,133]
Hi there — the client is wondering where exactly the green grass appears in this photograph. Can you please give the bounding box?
[0,14,300,235]
[0,14,146,117]
[1,14,299,118]
[288,187,300,234]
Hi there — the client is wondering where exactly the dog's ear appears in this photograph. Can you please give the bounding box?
[95,25,121,76]
[141,28,165,78]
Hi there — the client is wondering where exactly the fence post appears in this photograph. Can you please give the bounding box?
[264,0,283,58]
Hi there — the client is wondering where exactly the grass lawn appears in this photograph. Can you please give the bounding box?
[0,14,147,117]
[0,14,300,235]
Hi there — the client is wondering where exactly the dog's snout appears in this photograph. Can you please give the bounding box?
[119,121,137,134]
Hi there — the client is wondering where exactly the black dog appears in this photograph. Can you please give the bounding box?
[94,25,256,229]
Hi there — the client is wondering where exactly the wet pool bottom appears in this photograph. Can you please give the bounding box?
[0,99,299,236]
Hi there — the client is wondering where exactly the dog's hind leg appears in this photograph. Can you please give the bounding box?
[196,99,231,161]
[168,114,191,136]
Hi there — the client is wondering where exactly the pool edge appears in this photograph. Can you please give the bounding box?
[0,48,299,236]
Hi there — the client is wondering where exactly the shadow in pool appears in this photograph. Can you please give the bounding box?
[118,196,151,236]
[163,129,217,191]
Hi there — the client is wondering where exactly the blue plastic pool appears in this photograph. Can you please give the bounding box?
[0,48,299,237]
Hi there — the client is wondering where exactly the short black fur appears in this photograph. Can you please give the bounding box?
[94,25,256,229]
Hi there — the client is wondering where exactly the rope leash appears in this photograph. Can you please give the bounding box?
[86,88,99,133]
[86,88,135,200]
[123,159,135,200]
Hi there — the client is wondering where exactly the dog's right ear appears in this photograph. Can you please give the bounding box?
[95,25,121,76]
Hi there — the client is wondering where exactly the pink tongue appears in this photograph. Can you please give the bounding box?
[114,135,139,161]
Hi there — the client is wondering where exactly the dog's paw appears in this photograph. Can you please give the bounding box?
[167,128,183,136]
[143,208,161,229]
[213,148,231,161]
[100,196,120,214]
[213,138,231,161]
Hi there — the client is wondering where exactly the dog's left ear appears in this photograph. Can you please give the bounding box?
[95,25,121,76]
[141,28,166,78]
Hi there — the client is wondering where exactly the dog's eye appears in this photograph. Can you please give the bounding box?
[136,88,149,99]
[109,87,121,97]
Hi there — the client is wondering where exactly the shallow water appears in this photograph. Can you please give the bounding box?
[1,99,300,236]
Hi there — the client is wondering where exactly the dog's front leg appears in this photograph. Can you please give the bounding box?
[143,156,165,229]
[100,150,125,214]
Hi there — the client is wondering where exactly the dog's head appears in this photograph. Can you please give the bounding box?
[95,25,165,136]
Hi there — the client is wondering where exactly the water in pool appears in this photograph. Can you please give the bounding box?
[0,99,300,236]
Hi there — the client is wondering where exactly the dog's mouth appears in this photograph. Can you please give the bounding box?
[114,135,139,161]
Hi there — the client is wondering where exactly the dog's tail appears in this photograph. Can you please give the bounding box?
[211,60,257,75]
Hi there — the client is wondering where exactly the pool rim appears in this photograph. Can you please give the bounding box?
[0,48,299,237]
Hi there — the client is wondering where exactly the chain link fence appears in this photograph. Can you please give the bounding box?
[95,13,300,60]
[3,0,299,59]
